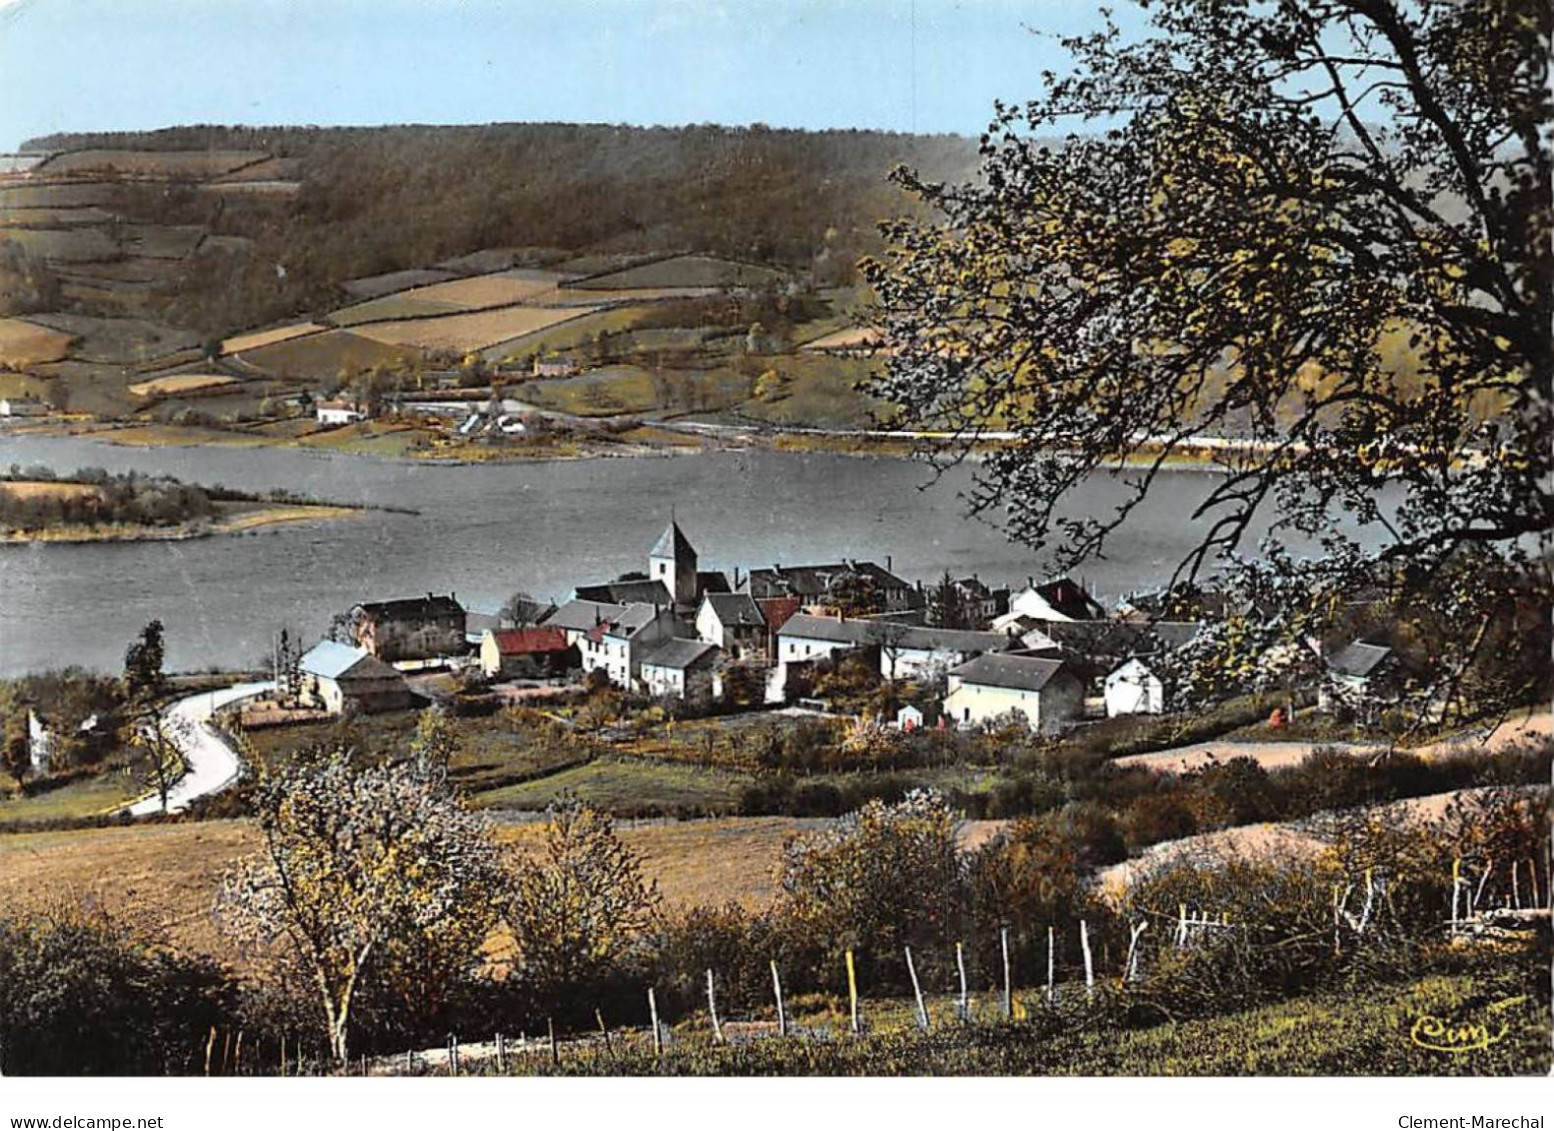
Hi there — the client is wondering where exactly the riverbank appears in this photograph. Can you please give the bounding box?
[0,500,362,545]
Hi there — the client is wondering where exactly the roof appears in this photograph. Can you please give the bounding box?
[580,602,668,643]
[950,653,1072,693]
[573,579,673,606]
[355,594,465,622]
[1030,578,1106,621]
[758,596,803,633]
[704,592,765,628]
[544,599,628,633]
[488,627,571,656]
[778,614,1014,656]
[697,570,731,595]
[299,640,401,682]
[743,560,911,600]
[650,521,697,562]
[642,638,720,671]
[1329,641,1394,678]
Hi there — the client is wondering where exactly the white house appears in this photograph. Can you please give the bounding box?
[315,399,367,425]
[695,592,768,660]
[776,613,1015,682]
[895,704,925,732]
[577,603,680,690]
[992,578,1106,630]
[1105,657,1165,717]
[776,613,873,665]
[943,653,1084,735]
[640,639,720,701]
[1318,640,1399,713]
[543,598,630,649]
[297,640,414,715]
[0,397,48,418]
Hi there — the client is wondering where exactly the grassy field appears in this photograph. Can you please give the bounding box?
[0,768,143,828]
[340,268,458,301]
[571,254,785,290]
[0,480,107,503]
[475,756,756,815]
[0,205,119,227]
[733,352,887,429]
[0,317,74,366]
[237,328,419,377]
[0,182,119,208]
[494,967,1550,1076]
[0,226,119,262]
[127,373,240,397]
[37,149,267,178]
[349,305,599,353]
[119,224,207,260]
[221,322,326,355]
[326,295,464,327]
[487,305,650,362]
[25,312,201,364]
[400,269,567,308]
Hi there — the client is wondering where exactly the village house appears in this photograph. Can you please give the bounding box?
[578,602,680,689]
[742,559,921,615]
[315,398,367,425]
[1318,639,1400,714]
[543,598,629,648]
[942,653,1085,735]
[297,640,417,715]
[992,577,1107,629]
[948,575,1011,625]
[532,356,579,378]
[1102,622,1204,717]
[351,593,467,664]
[776,614,1016,682]
[0,396,49,418]
[573,579,675,606]
[478,626,578,679]
[695,592,768,660]
[640,638,721,702]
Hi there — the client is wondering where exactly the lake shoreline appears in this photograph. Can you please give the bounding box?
[0,502,363,546]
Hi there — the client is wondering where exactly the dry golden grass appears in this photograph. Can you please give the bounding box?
[127,373,239,397]
[550,286,715,307]
[222,322,327,355]
[400,269,568,309]
[0,480,106,503]
[0,317,75,366]
[348,305,598,352]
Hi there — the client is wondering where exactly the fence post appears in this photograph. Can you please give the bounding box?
[905,946,930,1031]
[1510,861,1520,911]
[1046,925,1055,1004]
[846,948,860,1035]
[204,1027,216,1077]
[1451,857,1462,935]
[648,988,662,1058]
[496,1032,506,1074]
[1125,919,1148,984]
[771,960,788,1037]
[596,1008,615,1058]
[1473,858,1493,916]
[233,1031,243,1076]
[955,942,970,1022]
[1176,903,1187,948]
[1528,856,1541,910]
[279,1033,286,1078]
[1000,926,1012,1019]
[705,970,724,1044]
[448,1034,459,1077]
[1080,920,1093,1000]
[404,1048,413,1075]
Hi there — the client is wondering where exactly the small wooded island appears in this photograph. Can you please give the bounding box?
[0,466,359,544]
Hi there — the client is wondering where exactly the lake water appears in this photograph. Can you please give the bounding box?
[0,433,1387,676]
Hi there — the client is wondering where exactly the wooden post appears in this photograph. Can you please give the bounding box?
[648,987,663,1058]
[1528,856,1541,910]
[448,1034,459,1077]
[1451,856,1462,934]
[905,946,930,1031]
[771,960,788,1037]
[596,1008,614,1056]
[1125,919,1148,983]
[1000,926,1012,1019]
[1046,924,1055,1003]
[233,1031,243,1076]
[279,1033,286,1078]
[846,949,860,1035]
[404,1048,413,1075]
[955,942,970,1021]
[1080,920,1094,1000]
[1177,903,1188,947]
[496,1031,506,1073]
[220,1029,232,1076]
[204,1026,216,1076]
[1510,861,1520,910]
[705,970,724,1044]
[547,1017,559,1066]
[1474,858,1493,914]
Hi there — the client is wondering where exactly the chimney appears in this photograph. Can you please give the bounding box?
[887,554,893,573]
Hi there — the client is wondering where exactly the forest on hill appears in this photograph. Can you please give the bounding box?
[19,123,979,336]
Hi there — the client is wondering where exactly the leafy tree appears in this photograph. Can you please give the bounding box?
[866,0,1551,724]
[500,590,555,627]
[122,620,183,812]
[503,794,661,1001]
[927,570,981,630]
[2,710,30,789]
[824,568,883,616]
[409,706,459,787]
[218,750,503,1063]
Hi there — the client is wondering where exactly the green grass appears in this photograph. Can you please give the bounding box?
[475,755,754,815]
[487,305,649,363]
[490,968,1551,1076]
[520,364,752,418]
[0,767,142,828]
[732,352,887,429]
[327,295,465,327]
[570,254,785,291]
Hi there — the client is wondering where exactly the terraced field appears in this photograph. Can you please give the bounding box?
[221,322,326,355]
[399,268,570,308]
[348,304,599,353]
[127,373,240,397]
[0,226,118,261]
[0,317,75,366]
[327,295,464,327]
[340,268,458,301]
[36,148,267,179]
[236,327,419,376]
[25,312,200,364]
[572,253,785,290]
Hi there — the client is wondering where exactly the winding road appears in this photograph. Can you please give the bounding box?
[123,681,274,816]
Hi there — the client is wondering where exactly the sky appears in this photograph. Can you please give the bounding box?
[0,0,1135,150]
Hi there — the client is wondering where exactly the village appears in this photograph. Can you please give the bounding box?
[251,517,1394,741]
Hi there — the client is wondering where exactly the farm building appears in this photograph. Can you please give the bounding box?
[315,398,367,425]
[351,593,467,663]
[1105,659,1165,717]
[776,614,1015,682]
[695,592,768,660]
[1319,640,1400,713]
[742,559,921,615]
[640,638,721,701]
[993,578,1107,628]
[942,653,1084,734]
[478,626,578,679]
[532,356,579,378]
[0,396,48,418]
[577,602,680,689]
[297,641,417,715]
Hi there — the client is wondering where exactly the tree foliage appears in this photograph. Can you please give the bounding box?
[866,0,1551,722]
[218,749,503,1063]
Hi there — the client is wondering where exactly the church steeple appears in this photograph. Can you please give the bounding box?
[649,520,698,607]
